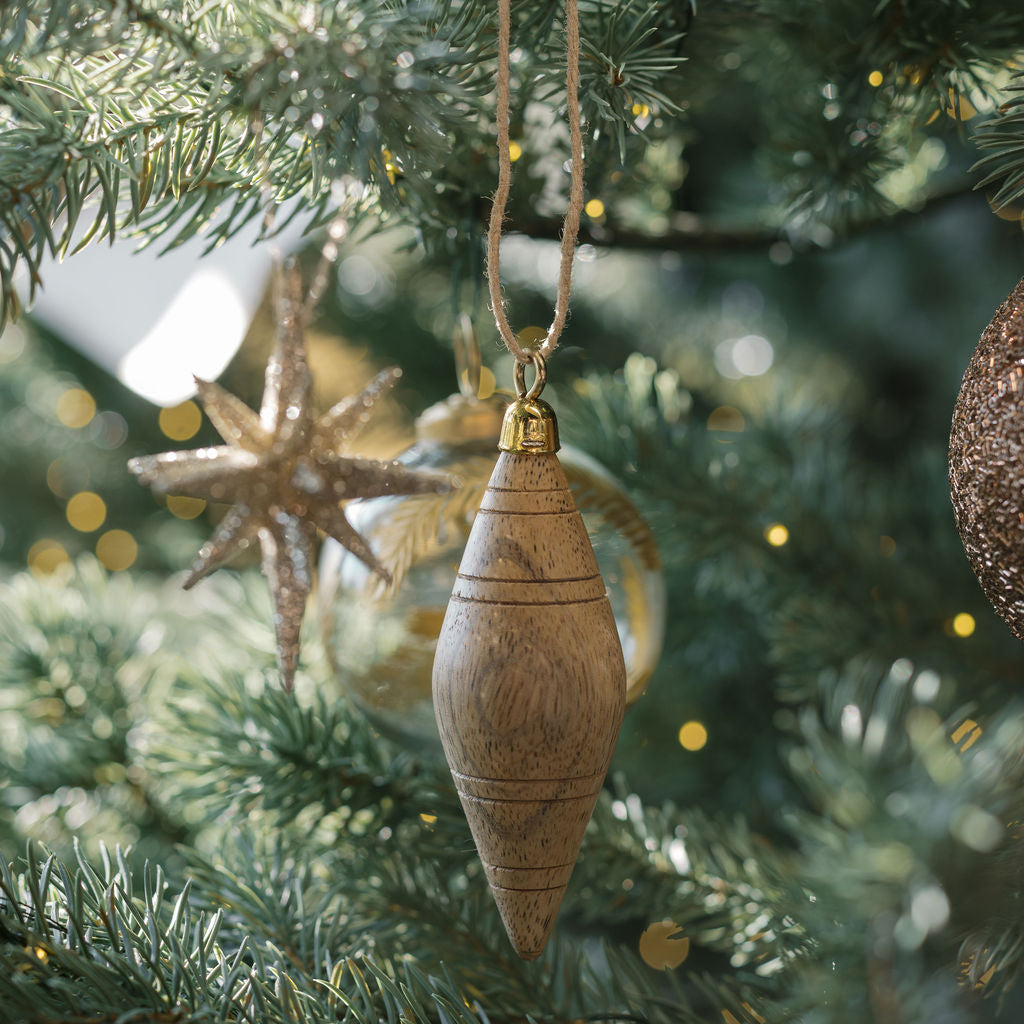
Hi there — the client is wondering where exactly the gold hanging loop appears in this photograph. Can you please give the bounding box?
[513,351,547,402]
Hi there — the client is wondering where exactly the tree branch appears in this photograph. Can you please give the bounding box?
[506,180,981,253]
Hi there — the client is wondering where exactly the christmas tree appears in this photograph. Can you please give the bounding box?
[4,1,1024,1020]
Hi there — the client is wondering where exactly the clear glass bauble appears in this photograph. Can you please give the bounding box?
[317,392,666,752]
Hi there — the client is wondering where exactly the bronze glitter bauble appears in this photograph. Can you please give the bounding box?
[950,275,1024,640]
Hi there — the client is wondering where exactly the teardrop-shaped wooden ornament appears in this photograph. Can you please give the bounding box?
[432,359,626,959]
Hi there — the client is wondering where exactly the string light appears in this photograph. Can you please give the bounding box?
[764,523,789,547]
[55,388,95,428]
[96,530,138,571]
[27,539,70,576]
[639,920,690,969]
[678,721,708,751]
[952,612,975,638]
[459,366,497,400]
[707,406,745,432]
[167,496,207,520]
[46,459,71,497]
[66,491,107,532]
[159,400,202,441]
[515,325,548,350]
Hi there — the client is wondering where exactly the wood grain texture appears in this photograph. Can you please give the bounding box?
[433,451,626,959]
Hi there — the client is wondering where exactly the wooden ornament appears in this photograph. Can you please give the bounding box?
[432,357,626,959]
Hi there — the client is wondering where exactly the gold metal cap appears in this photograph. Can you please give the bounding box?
[499,397,560,453]
[498,352,559,453]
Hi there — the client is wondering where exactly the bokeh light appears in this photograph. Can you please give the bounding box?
[159,400,202,441]
[0,325,26,364]
[56,388,96,428]
[47,459,70,498]
[96,530,138,571]
[868,70,883,87]
[460,366,497,400]
[91,410,129,450]
[66,491,107,532]
[515,325,548,351]
[707,405,745,432]
[508,140,523,162]
[678,721,708,751]
[167,495,207,520]
[952,612,975,638]
[764,523,789,547]
[339,254,379,297]
[639,919,690,969]
[27,539,70,576]
[715,335,774,379]
[585,198,605,219]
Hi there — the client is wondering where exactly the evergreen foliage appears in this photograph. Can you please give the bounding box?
[4,1,1024,323]
[6,2,1024,1022]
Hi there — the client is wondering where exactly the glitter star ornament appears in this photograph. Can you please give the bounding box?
[950,275,1024,639]
[128,267,450,689]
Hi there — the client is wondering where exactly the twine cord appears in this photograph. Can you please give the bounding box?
[486,0,584,364]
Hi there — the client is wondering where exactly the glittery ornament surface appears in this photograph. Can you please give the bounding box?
[129,269,449,689]
[950,275,1024,640]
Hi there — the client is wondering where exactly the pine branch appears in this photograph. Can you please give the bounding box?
[973,69,1024,210]
[150,668,437,830]
[0,829,773,1024]
[509,179,979,252]
[0,0,692,331]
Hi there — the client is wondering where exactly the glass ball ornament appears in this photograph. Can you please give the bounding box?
[317,389,666,751]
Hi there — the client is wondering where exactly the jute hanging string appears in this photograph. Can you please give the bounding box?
[486,0,585,364]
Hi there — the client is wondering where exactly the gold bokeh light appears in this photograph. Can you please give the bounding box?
[639,919,690,969]
[27,539,70,577]
[56,388,96,429]
[66,491,107,532]
[167,495,207,520]
[159,400,202,441]
[678,721,708,751]
[952,612,975,638]
[96,530,138,571]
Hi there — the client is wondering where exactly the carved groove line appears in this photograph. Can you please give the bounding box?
[458,791,600,805]
[448,594,607,607]
[457,572,601,584]
[452,770,604,785]
[475,508,577,517]
[484,861,576,872]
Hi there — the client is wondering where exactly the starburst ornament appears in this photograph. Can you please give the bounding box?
[128,268,450,690]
